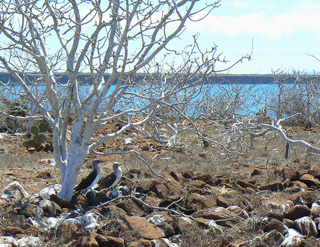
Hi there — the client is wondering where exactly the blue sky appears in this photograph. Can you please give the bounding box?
[182,0,320,74]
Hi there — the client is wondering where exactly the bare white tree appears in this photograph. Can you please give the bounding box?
[0,0,253,201]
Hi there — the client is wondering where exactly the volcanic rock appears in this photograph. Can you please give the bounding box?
[281,167,300,181]
[186,193,216,210]
[192,207,242,227]
[128,239,152,247]
[283,205,311,220]
[299,174,320,188]
[258,230,284,246]
[122,215,166,239]
[264,219,289,235]
[2,226,24,236]
[294,216,318,237]
[116,198,146,217]
[95,235,125,247]
[50,194,77,209]
[56,221,78,244]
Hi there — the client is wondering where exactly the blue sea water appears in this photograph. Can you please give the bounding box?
[0,74,305,119]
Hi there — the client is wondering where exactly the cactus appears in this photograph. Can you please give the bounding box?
[24,121,51,151]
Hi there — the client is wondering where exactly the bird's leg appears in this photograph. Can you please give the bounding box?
[111,187,118,198]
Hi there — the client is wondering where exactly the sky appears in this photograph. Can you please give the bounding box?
[183,0,320,74]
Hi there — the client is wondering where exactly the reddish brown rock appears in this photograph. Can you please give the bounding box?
[299,174,320,188]
[100,205,127,218]
[283,205,311,220]
[251,168,263,176]
[216,196,230,208]
[283,218,295,228]
[78,233,99,247]
[294,216,318,237]
[186,193,216,210]
[144,195,161,207]
[236,179,256,190]
[290,181,309,191]
[56,222,78,244]
[152,172,182,198]
[71,192,89,210]
[50,194,77,209]
[116,198,146,217]
[291,191,318,207]
[189,180,207,188]
[123,215,165,239]
[128,239,152,247]
[193,172,216,186]
[281,167,300,181]
[177,166,194,179]
[2,226,24,236]
[308,169,320,179]
[264,219,288,235]
[299,236,320,247]
[192,207,242,227]
[36,170,52,179]
[259,180,284,191]
[95,235,125,247]
[259,230,284,246]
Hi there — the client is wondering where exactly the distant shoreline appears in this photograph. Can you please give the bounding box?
[0,72,313,85]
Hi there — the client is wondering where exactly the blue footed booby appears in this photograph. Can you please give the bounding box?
[95,162,123,197]
[74,159,103,194]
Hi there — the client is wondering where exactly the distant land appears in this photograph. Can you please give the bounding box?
[0,72,307,85]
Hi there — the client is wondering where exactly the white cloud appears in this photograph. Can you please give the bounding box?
[187,1,320,39]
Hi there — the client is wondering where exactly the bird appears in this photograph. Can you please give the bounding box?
[95,162,123,197]
[74,159,103,195]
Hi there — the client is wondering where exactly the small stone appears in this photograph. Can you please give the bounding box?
[310,202,320,218]
[189,180,207,188]
[281,167,300,181]
[192,207,242,227]
[186,193,216,210]
[294,216,318,237]
[71,192,89,210]
[78,233,99,247]
[56,221,78,244]
[2,226,24,236]
[39,199,57,217]
[116,198,146,217]
[265,219,289,235]
[259,180,283,191]
[123,215,165,239]
[17,236,42,247]
[236,179,256,189]
[128,239,152,247]
[96,235,125,247]
[299,174,320,187]
[280,228,304,246]
[258,230,284,246]
[50,194,77,209]
[216,196,230,208]
[283,205,311,220]
[36,170,52,179]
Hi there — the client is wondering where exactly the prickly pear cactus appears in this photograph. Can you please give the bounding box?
[23,121,51,151]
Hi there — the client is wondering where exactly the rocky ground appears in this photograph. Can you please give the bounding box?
[1,125,320,246]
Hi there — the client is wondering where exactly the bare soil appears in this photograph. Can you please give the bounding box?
[1,124,320,245]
